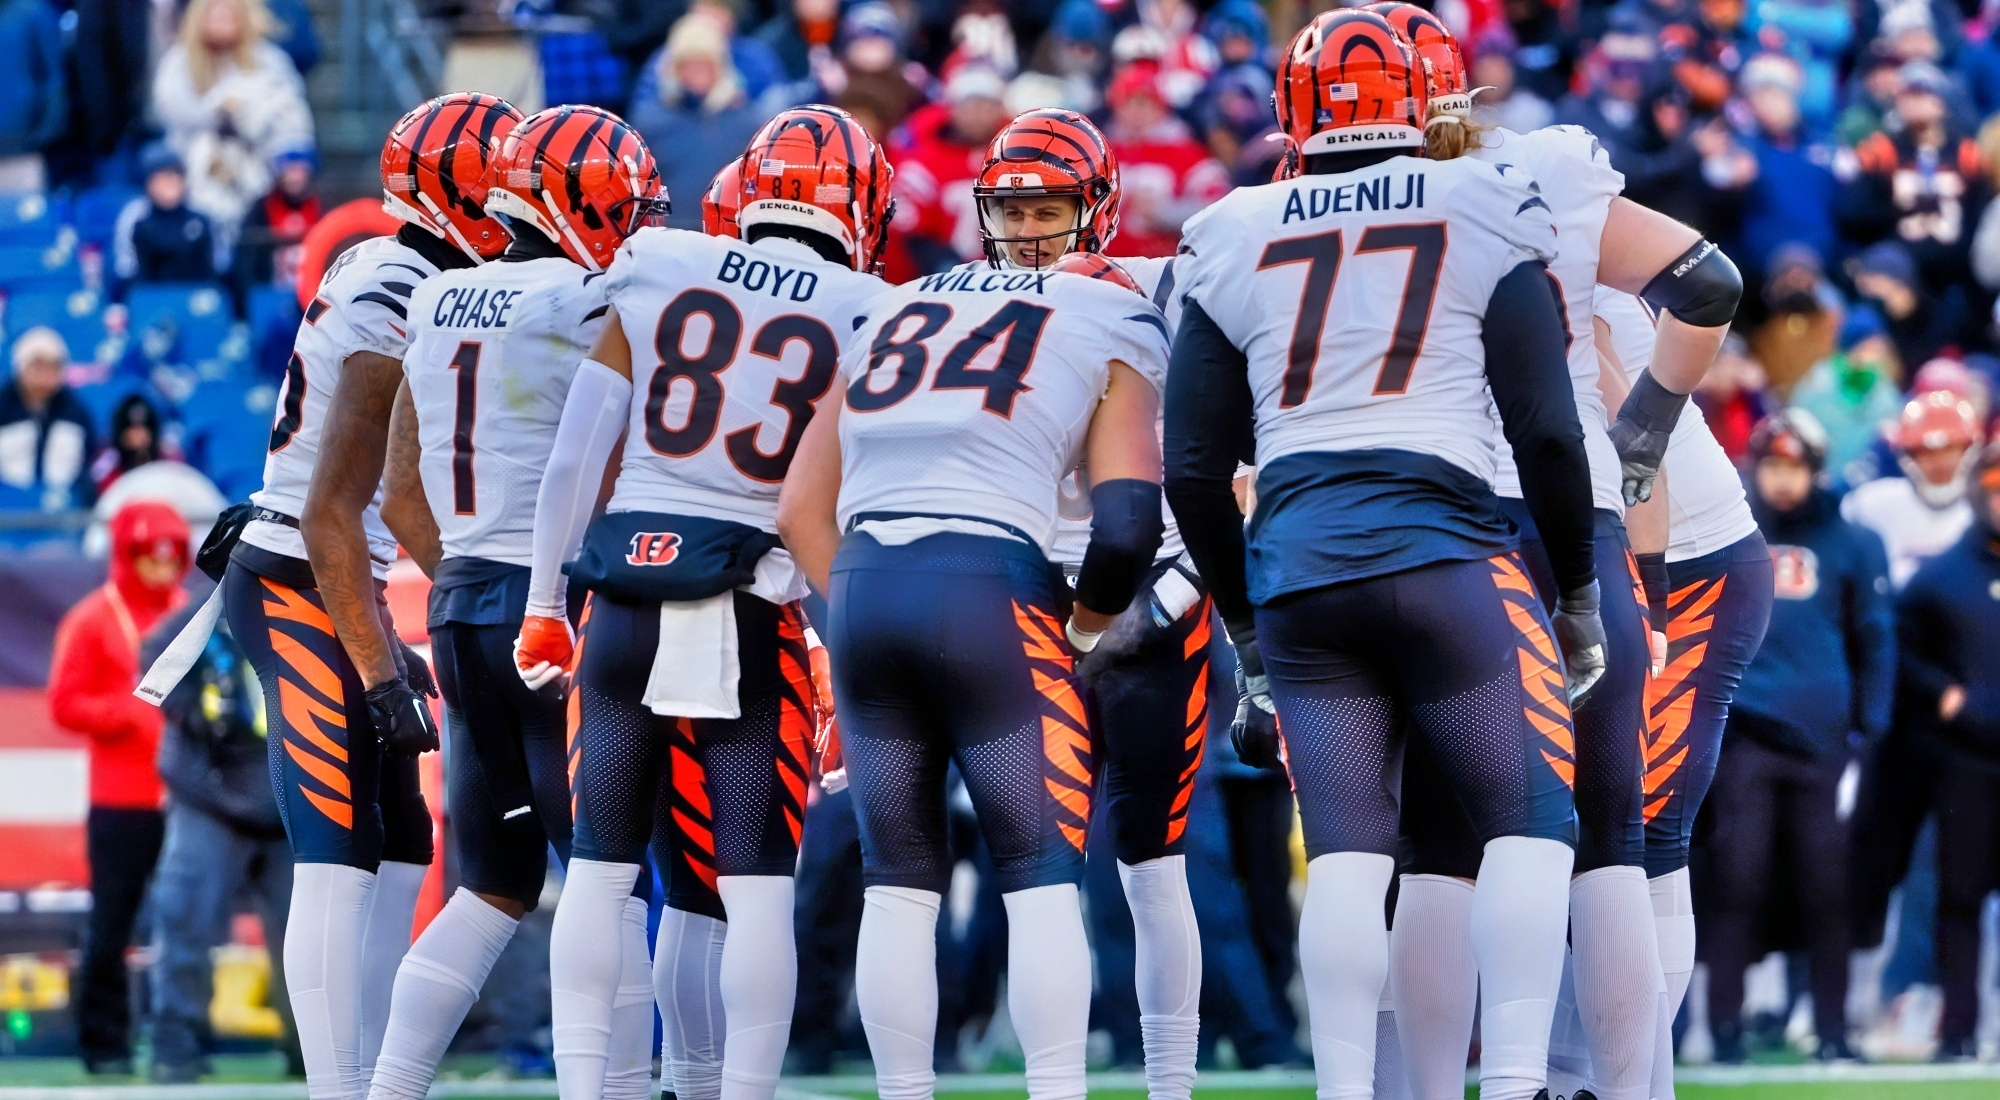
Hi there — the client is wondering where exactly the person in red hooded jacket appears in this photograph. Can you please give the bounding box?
[48,499,190,1075]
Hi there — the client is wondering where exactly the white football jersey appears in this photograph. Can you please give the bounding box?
[837,267,1171,549]
[1839,478,1970,589]
[242,235,437,577]
[1045,254,1185,567]
[402,256,608,566]
[1473,125,1628,515]
[602,229,885,531]
[1594,287,1757,563]
[1175,156,1557,484]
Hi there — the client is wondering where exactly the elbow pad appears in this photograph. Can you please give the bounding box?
[1639,239,1742,328]
[1074,478,1165,615]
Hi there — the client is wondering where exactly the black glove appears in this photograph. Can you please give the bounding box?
[1607,370,1690,505]
[397,640,438,699]
[1230,636,1283,770]
[1551,581,1608,707]
[366,677,440,756]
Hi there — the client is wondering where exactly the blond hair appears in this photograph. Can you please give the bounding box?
[1423,102,1492,162]
[178,0,276,94]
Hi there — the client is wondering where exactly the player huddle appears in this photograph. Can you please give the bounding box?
[137,7,1777,1100]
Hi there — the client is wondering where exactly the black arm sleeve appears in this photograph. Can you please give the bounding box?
[1162,300,1259,641]
[1485,261,1596,595]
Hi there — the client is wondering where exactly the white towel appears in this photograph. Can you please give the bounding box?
[134,584,225,706]
[640,548,811,720]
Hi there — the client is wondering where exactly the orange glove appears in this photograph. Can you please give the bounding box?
[515,614,575,691]
[807,632,844,790]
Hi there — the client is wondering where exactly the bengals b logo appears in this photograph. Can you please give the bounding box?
[1769,544,1819,600]
[627,531,682,566]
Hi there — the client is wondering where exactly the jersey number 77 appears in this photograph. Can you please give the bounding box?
[1258,222,1446,405]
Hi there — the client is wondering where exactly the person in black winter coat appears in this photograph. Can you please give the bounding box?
[1893,443,2000,1060]
[113,145,221,294]
[1702,409,1896,1063]
[143,601,297,1082]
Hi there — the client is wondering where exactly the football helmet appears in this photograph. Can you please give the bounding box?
[1274,10,1427,155]
[736,105,895,274]
[381,92,524,262]
[702,158,745,239]
[1047,250,1143,295]
[1366,2,1471,114]
[973,108,1120,268]
[484,105,668,271]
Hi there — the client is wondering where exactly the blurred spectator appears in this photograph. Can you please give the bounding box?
[1704,410,1894,1064]
[0,327,96,512]
[1557,22,1715,231]
[1749,243,1843,390]
[594,0,687,91]
[1723,54,1840,278]
[113,145,222,290]
[1695,333,1780,461]
[1102,64,1227,258]
[0,0,65,192]
[145,603,294,1083]
[1658,0,1755,115]
[1966,113,2000,289]
[1026,0,1112,115]
[1502,0,1581,103]
[49,500,190,1075]
[888,64,1008,274]
[756,0,839,83]
[947,4,1020,81]
[263,0,319,78]
[1204,0,1269,69]
[1195,2,1274,175]
[90,393,163,493]
[1469,27,1556,134]
[1836,43,1907,147]
[1959,0,2000,118]
[1855,0,1963,68]
[230,145,320,303]
[631,14,778,232]
[1837,61,1987,297]
[1850,239,1967,375]
[627,2,790,121]
[1790,304,1907,482]
[1891,443,2000,1061]
[1107,0,1216,112]
[151,0,314,237]
[65,0,153,170]
[1844,390,1984,584]
[829,3,922,139]
[1750,0,1854,134]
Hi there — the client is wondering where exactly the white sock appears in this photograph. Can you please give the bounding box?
[1118,856,1200,1100]
[1571,866,1661,1100]
[1545,951,1591,1100]
[1299,852,1396,1100]
[1004,884,1092,1100]
[856,886,941,1100]
[717,877,795,1100]
[1650,869,1696,1100]
[366,889,519,1100]
[552,859,643,1100]
[656,907,726,1100]
[1469,836,1574,1100]
[1389,874,1476,1100]
[1373,983,1410,1100]
[605,896,657,1100]
[287,864,376,1100]
[358,861,428,1090]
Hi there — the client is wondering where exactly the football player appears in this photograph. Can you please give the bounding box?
[223,92,519,1100]
[514,105,890,1100]
[969,107,1210,1100]
[1595,287,1773,1094]
[366,105,669,1100]
[1162,12,1602,1100]
[1368,9,1744,1098]
[775,240,1170,1100]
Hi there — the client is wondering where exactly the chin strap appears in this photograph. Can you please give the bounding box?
[413,190,489,265]
[541,187,604,273]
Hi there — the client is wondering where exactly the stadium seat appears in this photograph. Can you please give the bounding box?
[124,282,238,365]
[71,373,149,429]
[180,378,278,500]
[247,284,301,377]
[71,185,142,248]
[3,289,113,364]
[0,243,82,295]
[0,193,67,247]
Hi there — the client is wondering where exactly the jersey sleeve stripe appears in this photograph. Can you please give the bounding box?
[354,291,409,319]
[1151,258,1177,311]
[379,281,416,298]
[583,304,609,322]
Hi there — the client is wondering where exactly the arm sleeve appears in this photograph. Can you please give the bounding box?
[1483,260,1596,594]
[1847,529,1898,742]
[1162,300,1258,640]
[527,359,633,617]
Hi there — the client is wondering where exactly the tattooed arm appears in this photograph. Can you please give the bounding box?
[303,349,405,688]
[381,378,442,579]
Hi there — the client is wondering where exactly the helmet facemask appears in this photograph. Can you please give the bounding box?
[977,189,1100,270]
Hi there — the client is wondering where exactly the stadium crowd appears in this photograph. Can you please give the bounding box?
[6,0,2000,1083]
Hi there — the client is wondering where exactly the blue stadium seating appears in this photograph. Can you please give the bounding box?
[125,282,236,364]
[3,289,112,364]
[71,373,148,429]
[71,185,142,249]
[0,193,66,247]
[180,378,277,500]
[247,284,301,377]
[0,243,82,295]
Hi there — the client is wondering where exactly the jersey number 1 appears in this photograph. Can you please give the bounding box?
[1257,223,1445,406]
[448,341,480,515]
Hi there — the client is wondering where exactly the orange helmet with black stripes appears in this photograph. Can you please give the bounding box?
[1366,2,1470,113]
[1047,251,1143,295]
[972,108,1120,268]
[381,92,523,262]
[485,105,669,271]
[1274,10,1428,157]
[702,158,745,239]
[736,104,895,274]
